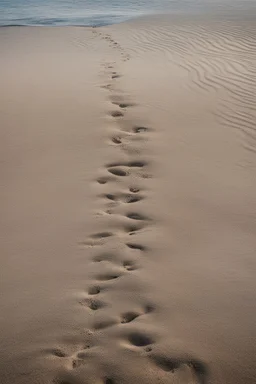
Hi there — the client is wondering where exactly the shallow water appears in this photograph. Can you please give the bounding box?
[0,0,255,27]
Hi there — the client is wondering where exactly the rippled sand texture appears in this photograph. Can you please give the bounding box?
[1,12,256,384]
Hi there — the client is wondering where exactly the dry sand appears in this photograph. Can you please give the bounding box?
[1,12,256,384]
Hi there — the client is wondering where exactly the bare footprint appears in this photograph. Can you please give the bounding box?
[127,331,154,347]
[126,243,146,251]
[150,355,209,384]
[125,194,143,204]
[104,193,116,201]
[96,272,121,281]
[111,136,122,144]
[123,260,137,271]
[130,187,140,193]
[133,126,150,133]
[46,348,67,358]
[112,102,135,109]
[88,285,101,295]
[80,298,105,311]
[123,223,144,235]
[126,212,148,221]
[107,161,146,168]
[107,167,128,177]
[90,232,113,239]
[97,176,113,185]
[110,111,124,118]
[121,311,140,324]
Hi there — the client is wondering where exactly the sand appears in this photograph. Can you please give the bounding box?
[1,12,256,384]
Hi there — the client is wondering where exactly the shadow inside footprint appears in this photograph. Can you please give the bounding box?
[80,298,105,311]
[111,111,123,117]
[130,187,140,193]
[126,243,146,251]
[112,136,122,144]
[127,331,154,347]
[46,348,67,358]
[128,161,146,168]
[121,311,140,324]
[150,355,209,384]
[123,260,137,271]
[119,103,135,108]
[124,223,142,235]
[108,167,128,177]
[125,195,142,203]
[97,177,108,184]
[126,212,148,221]
[133,126,150,133]
[96,273,120,281]
[91,232,113,239]
[88,286,101,295]
[105,194,116,201]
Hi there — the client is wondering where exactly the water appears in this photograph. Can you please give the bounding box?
[0,0,255,27]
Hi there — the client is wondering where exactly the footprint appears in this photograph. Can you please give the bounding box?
[112,102,135,109]
[123,260,137,271]
[125,194,143,204]
[72,349,94,369]
[80,298,105,311]
[107,167,128,177]
[46,348,67,358]
[150,355,208,384]
[96,272,121,281]
[107,161,146,169]
[97,176,112,185]
[126,213,148,221]
[112,136,122,144]
[88,286,101,295]
[110,111,124,118]
[128,161,146,168]
[127,331,154,347]
[112,75,120,79]
[126,243,146,251]
[104,194,116,201]
[124,223,143,235]
[133,126,150,133]
[130,187,140,193]
[121,312,140,324]
[90,232,113,239]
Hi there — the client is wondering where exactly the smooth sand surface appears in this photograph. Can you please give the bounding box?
[1,13,256,384]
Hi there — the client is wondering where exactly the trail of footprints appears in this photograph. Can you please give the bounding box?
[51,31,208,384]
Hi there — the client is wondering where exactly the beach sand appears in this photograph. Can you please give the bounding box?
[1,13,256,384]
